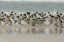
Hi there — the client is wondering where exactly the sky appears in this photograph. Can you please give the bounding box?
[0,0,64,2]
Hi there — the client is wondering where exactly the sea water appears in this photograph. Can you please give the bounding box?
[0,1,64,12]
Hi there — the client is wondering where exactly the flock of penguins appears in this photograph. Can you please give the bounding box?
[0,11,64,35]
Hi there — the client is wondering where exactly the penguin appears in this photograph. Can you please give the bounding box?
[13,13,18,24]
[2,14,7,22]
[27,12,30,14]
[62,15,64,19]
[53,16,58,26]
[33,19,37,26]
[40,18,46,25]
[26,12,30,19]
[41,12,44,17]
[0,17,3,25]
[17,16,21,25]
[33,13,37,19]
[5,16,12,25]
[49,14,54,25]
[57,15,63,27]
[37,13,41,19]
[0,12,4,17]
[19,14,23,21]
[23,14,27,20]
[56,11,59,15]
[10,12,15,20]
[35,12,38,14]
[30,15,34,26]
[5,16,9,25]
[25,19,30,24]
[60,13,62,21]
[37,18,41,25]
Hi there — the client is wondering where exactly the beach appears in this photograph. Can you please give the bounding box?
[0,1,64,42]
[0,35,64,42]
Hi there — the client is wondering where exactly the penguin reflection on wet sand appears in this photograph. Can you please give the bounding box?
[49,28,53,34]
[57,28,62,34]
[31,28,36,34]
[53,28,57,34]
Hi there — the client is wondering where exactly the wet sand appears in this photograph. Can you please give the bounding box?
[0,24,52,29]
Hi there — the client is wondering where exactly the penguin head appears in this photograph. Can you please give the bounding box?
[49,14,51,16]
[23,14,26,16]
[4,14,7,16]
[20,14,22,16]
[17,16,19,18]
[60,13,62,15]
[27,12,30,15]
[11,11,13,14]
[14,13,16,14]
[57,15,60,19]
[12,17,14,19]
[33,13,36,17]
[1,11,3,14]
[10,14,12,16]
[41,13,43,14]
[56,11,59,14]
[44,13,46,16]
[48,12,50,14]
[36,12,38,14]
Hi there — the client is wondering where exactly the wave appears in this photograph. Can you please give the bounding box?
[0,0,64,2]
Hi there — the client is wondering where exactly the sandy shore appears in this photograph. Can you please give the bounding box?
[0,35,64,42]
